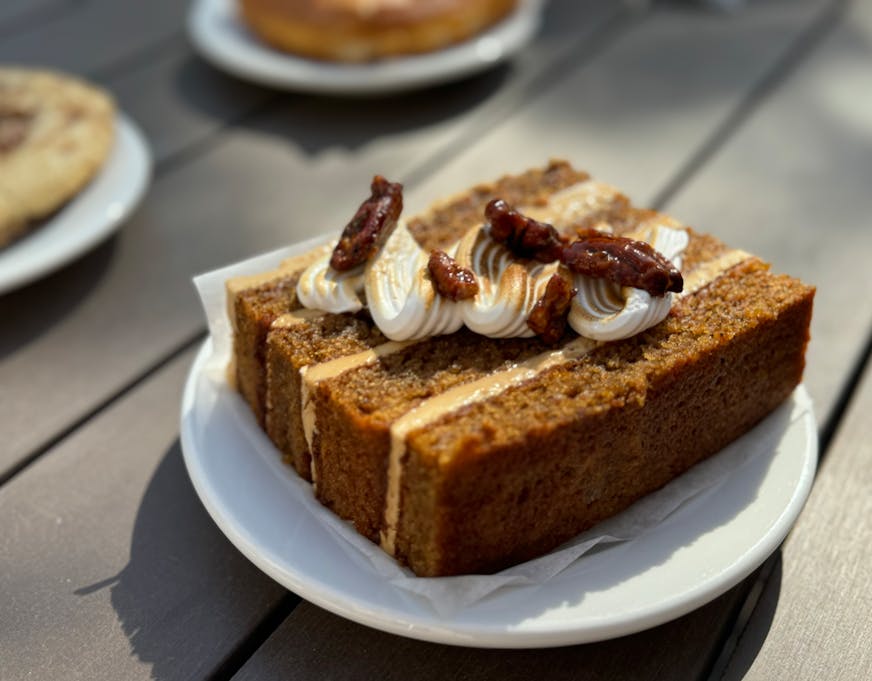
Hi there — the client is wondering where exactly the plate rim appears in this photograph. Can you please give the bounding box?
[181,338,817,647]
[0,113,152,295]
[187,0,544,95]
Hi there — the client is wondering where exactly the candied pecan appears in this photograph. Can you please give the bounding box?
[527,274,575,344]
[428,249,479,301]
[485,198,566,263]
[329,175,403,271]
[561,231,683,296]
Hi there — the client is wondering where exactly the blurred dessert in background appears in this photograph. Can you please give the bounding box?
[0,68,115,248]
[237,0,519,62]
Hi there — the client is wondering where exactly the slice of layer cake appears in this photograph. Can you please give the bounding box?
[228,162,814,576]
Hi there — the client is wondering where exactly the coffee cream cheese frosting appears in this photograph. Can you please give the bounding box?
[294,180,689,343]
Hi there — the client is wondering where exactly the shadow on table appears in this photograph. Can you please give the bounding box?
[383,399,794,624]
[173,50,512,156]
[75,439,290,681]
[74,400,790,680]
[0,236,116,362]
[717,552,783,681]
[240,561,784,681]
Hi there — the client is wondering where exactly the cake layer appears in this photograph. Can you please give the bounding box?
[226,244,330,424]
[309,329,559,540]
[266,310,388,479]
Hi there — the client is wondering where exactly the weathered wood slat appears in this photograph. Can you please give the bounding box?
[722,358,872,680]
[665,0,872,433]
[709,1,872,676]
[0,349,290,681]
[234,589,747,681]
[0,0,68,29]
[0,0,620,476]
[104,36,276,166]
[405,0,830,212]
[0,0,185,75]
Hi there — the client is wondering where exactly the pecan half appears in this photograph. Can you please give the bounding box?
[527,274,575,344]
[485,198,566,263]
[428,249,479,301]
[329,175,403,272]
[561,231,683,296]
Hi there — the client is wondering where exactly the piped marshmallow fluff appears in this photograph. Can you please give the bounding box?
[296,239,366,314]
[294,182,688,343]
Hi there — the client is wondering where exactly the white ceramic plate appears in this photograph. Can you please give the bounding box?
[180,338,817,647]
[0,114,151,295]
[187,0,543,95]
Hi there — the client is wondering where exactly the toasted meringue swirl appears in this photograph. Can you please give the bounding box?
[453,226,561,338]
[296,239,366,314]
[295,181,689,343]
[365,224,463,340]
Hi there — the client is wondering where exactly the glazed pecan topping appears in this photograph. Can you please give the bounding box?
[561,231,683,296]
[485,198,566,263]
[0,110,33,153]
[428,249,479,301]
[527,274,575,345]
[330,175,403,272]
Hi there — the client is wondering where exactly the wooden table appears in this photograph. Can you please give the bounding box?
[2,0,871,678]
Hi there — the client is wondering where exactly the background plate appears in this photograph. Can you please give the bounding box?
[187,0,544,95]
[180,338,817,648]
[0,114,151,295]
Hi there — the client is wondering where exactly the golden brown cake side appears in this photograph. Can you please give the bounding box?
[312,330,558,541]
[266,310,388,479]
[396,261,814,575]
[227,245,331,425]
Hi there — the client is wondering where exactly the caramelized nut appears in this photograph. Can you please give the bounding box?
[485,198,566,263]
[527,274,575,344]
[330,176,403,271]
[428,249,479,301]
[561,231,683,296]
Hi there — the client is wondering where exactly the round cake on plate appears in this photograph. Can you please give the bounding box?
[237,0,519,62]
